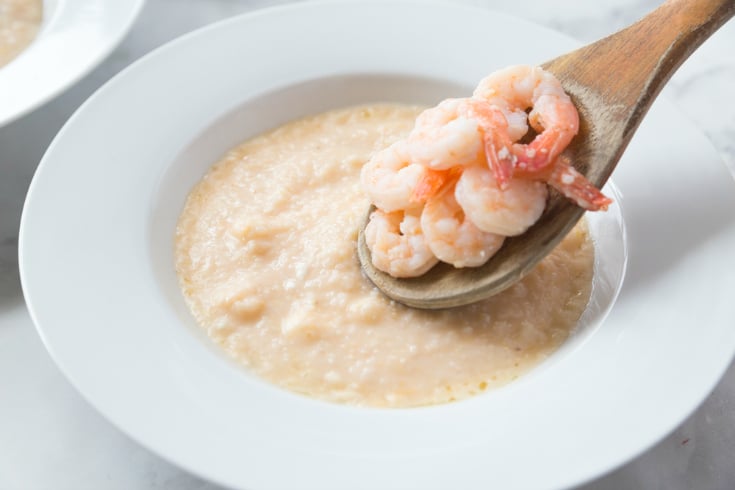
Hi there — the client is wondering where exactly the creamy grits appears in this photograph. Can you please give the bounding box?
[175,104,594,407]
[0,0,42,68]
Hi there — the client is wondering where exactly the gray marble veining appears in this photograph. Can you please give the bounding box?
[1,1,734,489]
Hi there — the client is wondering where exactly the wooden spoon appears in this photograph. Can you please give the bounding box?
[358,0,735,309]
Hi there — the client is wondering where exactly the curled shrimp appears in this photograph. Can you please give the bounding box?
[360,141,427,212]
[410,98,520,194]
[406,98,484,170]
[455,165,548,237]
[474,65,579,175]
[421,183,504,268]
[364,207,439,278]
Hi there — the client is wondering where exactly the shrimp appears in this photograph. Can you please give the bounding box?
[421,183,505,268]
[364,207,439,278]
[541,156,612,211]
[410,98,521,191]
[406,98,484,170]
[455,165,548,237]
[411,166,460,204]
[360,141,427,212]
[473,65,579,174]
[457,99,519,189]
[499,106,530,142]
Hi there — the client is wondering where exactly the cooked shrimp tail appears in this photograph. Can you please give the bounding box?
[546,156,612,211]
[411,167,460,204]
[484,138,515,190]
[512,127,562,172]
[458,99,516,189]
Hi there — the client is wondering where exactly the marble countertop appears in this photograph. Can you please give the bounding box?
[1,0,734,488]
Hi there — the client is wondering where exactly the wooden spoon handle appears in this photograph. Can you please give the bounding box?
[541,0,734,191]
[546,0,734,142]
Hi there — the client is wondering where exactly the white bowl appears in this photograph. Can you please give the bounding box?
[19,2,735,489]
[0,0,145,126]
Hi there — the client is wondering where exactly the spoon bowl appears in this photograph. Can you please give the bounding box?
[358,0,735,309]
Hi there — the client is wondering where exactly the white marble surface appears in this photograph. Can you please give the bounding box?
[1,0,734,488]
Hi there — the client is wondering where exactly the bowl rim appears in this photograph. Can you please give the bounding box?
[0,0,146,126]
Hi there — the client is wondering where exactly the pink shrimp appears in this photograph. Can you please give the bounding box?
[407,99,520,197]
[360,141,429,212]
[473,65,579,175]
[421,182,505,268]
[406,98,484,170]
[410,167,461,204]
[364,207,439,277]
[455,164,548,237]
[543,156,612,211]
[457,99,518,189]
